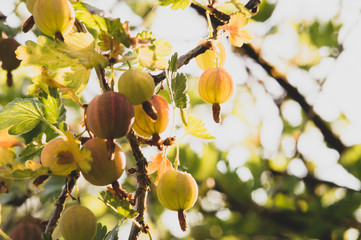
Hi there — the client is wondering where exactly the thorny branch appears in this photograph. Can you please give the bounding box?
[126,129,152,240]
[44,171,79,235]
[151,41,212,85]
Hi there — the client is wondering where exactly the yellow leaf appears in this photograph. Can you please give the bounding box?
[63,131,92,173]
[155,58,169,70]
[185,114,215,139]
[25,160,42,171]
[148,153,173,185]
[0,129,25,148]
[154,39,172,57]
[218,12,253,47]
[0,147,15,165]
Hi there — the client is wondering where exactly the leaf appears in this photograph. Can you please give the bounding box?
[18,133,45,161]
[217,12,253,47]
[184,114,215,139]
[59,32,108,68]
[106,18,132,48]
[137,30,156,44]
[94,223,108,240]
[137,39,172,70]
[105,222,120,240]
[148,153,173,185]
[39,88,66,126]
[158,0,191,10]
[168,52,178,72]
[0,128,25,148]
[154,39,172,57]
[41,233,52,240]
[0,162,49,179]
[100,190,138,219]
[72,2,109,36]
[308,20,340,49]
[16,36,92,96]
[0,147,15,165]
[0,98,44,135]
[171,73,189,109]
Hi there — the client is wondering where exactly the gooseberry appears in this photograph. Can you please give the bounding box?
[85,91,134,139]
[118,69,155,105]
[198,67,234,123]
[157,170,198,231]
[10,216,43,240]
[59,205,97,240]
[26,0,36,13]
[0,37,21,86]
[81,138,126,186]
[196,41,226,70]
[40,137,77,176]
[32,0,75,38]
[132,95,169,137]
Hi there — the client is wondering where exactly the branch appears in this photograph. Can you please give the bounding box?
[126,129,152,240]
[44,172,79,235]
[0,11,6,21]
[151,41,212,85]
[95,66,111,92]
[240,45,346,154]
[191,1,346,154]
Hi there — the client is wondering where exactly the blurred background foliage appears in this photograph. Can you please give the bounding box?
[1,0,361,239]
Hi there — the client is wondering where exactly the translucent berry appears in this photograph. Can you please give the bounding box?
[85,91,134,139]
[59,205,97,240]
[81,138,126,186]
[132,95,169,137]
[118,69,155,105]
[198,67,234,123]
[32,0,75,38]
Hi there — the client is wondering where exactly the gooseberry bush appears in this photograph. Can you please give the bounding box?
[0,0,258,239]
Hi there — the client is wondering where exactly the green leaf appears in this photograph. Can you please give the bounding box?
[106,18,131,48]
[39,88,66,125]
[184,114,215,139]
[59,32,108,68]
[158,0,191,10]
[0,98,44,135]
[168,52,178,72]
[72,2,108,36]
[18,133,45,161]
[137,31,156,44]
[171,73,189,109]
[307,20,340,49]
[73,2,131,48]
[16,36,92,96]
[105,222,120,240]
[94,223,108,240]
[41,233,52,240]
[100,191,138,219]
[6,167,49,179]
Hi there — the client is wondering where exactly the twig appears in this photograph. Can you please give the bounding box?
[240,44,346,154]
[151,42,212,85]
[0,11,6,21]
[95,66,111,92]
[110,181,136,206]
[44,171,79,235]
[191,0,346,154]
[126,129,152,240]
